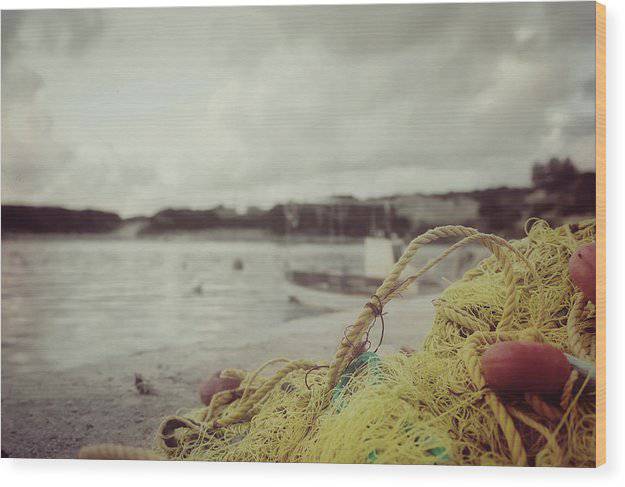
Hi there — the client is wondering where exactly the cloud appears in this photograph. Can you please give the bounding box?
[1,3,596,216]
[2,9,107,208]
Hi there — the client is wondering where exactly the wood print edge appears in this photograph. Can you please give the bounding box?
[594,0,606,468]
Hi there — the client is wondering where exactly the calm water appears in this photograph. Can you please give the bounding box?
[2,237,481,376]
[1,238,364,375]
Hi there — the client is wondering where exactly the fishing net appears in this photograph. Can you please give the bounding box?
[80,219,596,466]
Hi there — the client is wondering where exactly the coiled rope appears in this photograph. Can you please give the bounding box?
[79,219,596,466]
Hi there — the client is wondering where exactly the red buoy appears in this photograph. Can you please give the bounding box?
[568,242,596,303]
[481,341,571,394]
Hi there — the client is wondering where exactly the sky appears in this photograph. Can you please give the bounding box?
[1,2,596,217]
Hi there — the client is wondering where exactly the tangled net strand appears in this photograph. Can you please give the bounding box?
[80,219,596,466]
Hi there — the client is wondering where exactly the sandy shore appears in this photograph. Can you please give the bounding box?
[1,296,435,459]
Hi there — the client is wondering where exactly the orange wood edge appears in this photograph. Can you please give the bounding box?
[594,1,606,468]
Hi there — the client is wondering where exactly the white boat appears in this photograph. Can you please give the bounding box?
[285,269,383,310]
[285,235,417,310]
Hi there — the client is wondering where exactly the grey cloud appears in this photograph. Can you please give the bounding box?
[2,9,106,206]
[2,65,45,104]
[3,9,105,58]
[1,2,596,216]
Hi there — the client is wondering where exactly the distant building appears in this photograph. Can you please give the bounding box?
[325,195,360,205]
[245,206,265,217]
[212,205,238,219]
[386,194,480,229]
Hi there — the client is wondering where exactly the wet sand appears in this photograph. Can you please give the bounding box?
[1,296,436,459]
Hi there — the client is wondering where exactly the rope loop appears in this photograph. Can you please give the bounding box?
[325,225,529,392]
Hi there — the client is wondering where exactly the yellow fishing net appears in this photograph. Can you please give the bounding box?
[80,219,597,466]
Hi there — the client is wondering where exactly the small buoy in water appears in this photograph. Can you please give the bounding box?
[233,258,244,270]
[569,242,596,303]
[481,341,571,394]
[192,283,203,295]
[198,371,241,405]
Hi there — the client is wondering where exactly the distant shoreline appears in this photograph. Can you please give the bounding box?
[1,165,596,241]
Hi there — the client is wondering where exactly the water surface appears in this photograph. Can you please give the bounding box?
[2,237,482,377]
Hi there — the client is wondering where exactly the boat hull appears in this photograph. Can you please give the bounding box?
[284,270,419,310]
[285,278,374,310]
